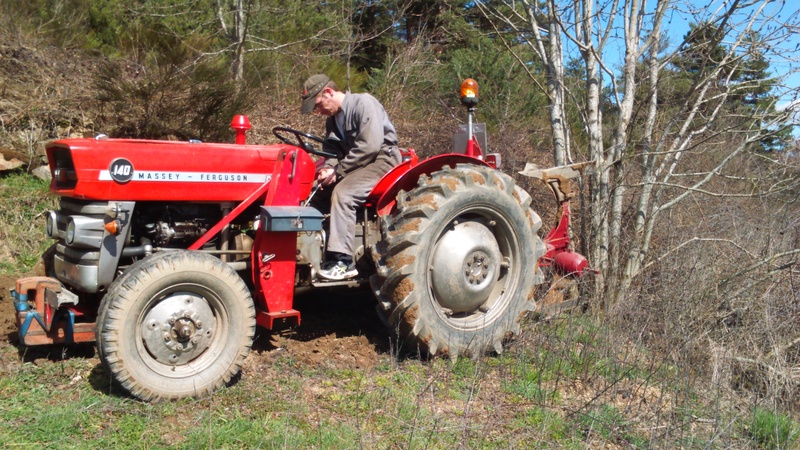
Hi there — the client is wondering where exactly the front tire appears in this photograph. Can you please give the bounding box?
[372,165,546,357]
[96,251,255,401]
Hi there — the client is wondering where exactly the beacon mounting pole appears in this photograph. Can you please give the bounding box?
[459,78,480,158]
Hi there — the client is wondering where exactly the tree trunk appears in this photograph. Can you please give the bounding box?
[547,16,568,167]
[233,0,247,83]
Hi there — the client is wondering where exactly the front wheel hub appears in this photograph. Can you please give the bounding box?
[142,294,215,365]
[430,221,501,313]
[173,318,196,342]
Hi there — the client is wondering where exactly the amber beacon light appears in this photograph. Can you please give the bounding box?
[460,78,479,107]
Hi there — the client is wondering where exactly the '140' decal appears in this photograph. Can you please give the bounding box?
[108,158,134,183]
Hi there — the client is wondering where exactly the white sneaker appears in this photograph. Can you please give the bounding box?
[318,260,358,281]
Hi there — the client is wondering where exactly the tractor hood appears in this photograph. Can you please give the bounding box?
[46,137,296,201]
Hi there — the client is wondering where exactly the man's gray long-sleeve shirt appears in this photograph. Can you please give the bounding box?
[322,92,399,178]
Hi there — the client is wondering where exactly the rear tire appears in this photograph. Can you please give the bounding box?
[96,251,255,401]
[372,165,546,357]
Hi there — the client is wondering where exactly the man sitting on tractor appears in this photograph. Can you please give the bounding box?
[301,74,402,280]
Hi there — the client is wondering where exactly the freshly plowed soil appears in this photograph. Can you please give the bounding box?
[0,275,19,340]
[248,288,389,370]
[0,275,388,374]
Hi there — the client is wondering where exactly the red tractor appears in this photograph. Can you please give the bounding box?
[12,80,591,401]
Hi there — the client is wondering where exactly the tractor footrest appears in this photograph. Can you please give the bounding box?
[256,309,301,329]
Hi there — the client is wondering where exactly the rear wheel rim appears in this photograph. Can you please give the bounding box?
[428,206,521,331]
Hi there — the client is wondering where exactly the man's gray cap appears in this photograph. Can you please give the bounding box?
[301,74,331,114]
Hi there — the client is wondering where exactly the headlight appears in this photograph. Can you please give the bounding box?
[105,203,120,219]
[62,215,104,248]
[45,211,58,238]
[66,219,76,245]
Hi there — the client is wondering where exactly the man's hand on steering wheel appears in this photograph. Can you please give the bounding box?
[272,126,337,158]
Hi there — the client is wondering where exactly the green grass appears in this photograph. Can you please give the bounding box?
[512,407,578,444]
[0,171,57,275]
[1,171,796,448]
[0,319,786,449]
[749,407,800,450]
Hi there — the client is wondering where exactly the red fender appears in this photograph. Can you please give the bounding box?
[368,153,491,216]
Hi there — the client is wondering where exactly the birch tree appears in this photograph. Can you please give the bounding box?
[478,0,800,399]
[476,0,570,165]
[477,0,798,308]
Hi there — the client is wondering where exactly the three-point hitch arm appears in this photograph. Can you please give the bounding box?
[519,161,596,276]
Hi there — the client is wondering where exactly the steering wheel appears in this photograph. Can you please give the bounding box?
[273,127,338,158]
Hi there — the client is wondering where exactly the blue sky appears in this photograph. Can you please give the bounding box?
[671,1,798,130]
[598,0,799,135]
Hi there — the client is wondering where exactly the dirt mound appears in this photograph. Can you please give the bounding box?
[0,275,19,338]
[246,288,388,372]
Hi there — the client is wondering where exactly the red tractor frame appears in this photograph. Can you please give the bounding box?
[12,82,591,400]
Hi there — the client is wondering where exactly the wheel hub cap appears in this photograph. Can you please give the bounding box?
[430,221,501,313]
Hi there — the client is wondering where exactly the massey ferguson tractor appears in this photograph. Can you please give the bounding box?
[12,79,591,401]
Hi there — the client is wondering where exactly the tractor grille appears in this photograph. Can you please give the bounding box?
[53,199,108,293]
[50,147,78,190]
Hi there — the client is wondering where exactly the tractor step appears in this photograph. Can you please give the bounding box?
[256,309,302,329]
[310,278,366,288]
